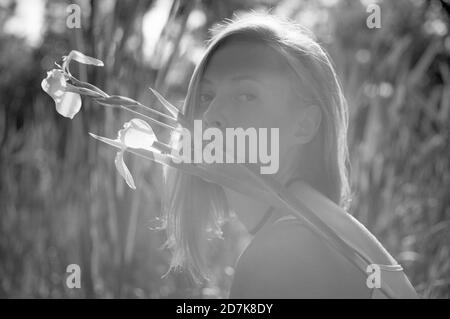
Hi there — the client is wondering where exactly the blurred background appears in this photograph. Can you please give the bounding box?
[0,0,449,298]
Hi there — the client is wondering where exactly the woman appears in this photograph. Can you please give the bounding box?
[160,12,418,298]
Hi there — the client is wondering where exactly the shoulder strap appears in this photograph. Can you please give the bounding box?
[248,207,274,236]
[290,181,418,298]
[273,214,301,225]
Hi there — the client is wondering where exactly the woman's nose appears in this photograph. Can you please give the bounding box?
[203,101,226,129]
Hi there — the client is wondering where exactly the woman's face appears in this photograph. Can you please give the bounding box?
[198,40,304,162]
[197,39,322,228]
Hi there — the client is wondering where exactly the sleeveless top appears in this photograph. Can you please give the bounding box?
[247,178,302,236]
[242,178,418,299]
[267,213,411,299]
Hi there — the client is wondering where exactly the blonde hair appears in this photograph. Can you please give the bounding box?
[160,12,351,284]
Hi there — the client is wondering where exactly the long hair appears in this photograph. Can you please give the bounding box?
[159,12,351,284]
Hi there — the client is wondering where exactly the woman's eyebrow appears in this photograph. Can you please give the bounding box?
[230,75,263,84]
[200,75,264,86]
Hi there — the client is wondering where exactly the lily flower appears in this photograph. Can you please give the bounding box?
[41,50,104,119]
[114,119,157,189]
[41,69,82,119]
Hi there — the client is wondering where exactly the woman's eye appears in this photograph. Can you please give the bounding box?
[200,93,213,104]
[236,93,256,103]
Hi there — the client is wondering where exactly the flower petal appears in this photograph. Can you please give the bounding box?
[115,150,136,189]
[41,69,66,98]
[55,92,82,119]
[119,119,157,151]
[68,50,104,66]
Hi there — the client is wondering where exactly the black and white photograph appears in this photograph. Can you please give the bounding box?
[0,0,449,304]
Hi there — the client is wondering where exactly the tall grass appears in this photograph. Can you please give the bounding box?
[0,0,448,298]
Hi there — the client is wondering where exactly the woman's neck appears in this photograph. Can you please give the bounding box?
[226,146,331,235]
[225,173,305,236]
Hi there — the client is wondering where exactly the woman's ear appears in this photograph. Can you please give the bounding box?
[294,105,322,144]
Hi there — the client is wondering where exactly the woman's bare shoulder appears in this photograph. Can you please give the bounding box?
[229,218,371,298]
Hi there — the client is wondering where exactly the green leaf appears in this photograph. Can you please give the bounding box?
[96,95,141,107]
[149,87,180,118]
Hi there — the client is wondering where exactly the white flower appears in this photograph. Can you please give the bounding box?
[42,50,104,119]
[114,119,157,189]
[41,69,82,119]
